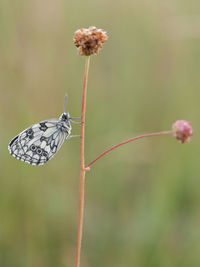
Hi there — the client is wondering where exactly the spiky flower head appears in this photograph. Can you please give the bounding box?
[73,26,108,56]
[172,120,193,144]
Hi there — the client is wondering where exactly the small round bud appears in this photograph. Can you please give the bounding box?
[172,120,193,144]
[73,26,108,56]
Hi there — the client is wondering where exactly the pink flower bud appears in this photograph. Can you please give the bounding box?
[172,120,193,144]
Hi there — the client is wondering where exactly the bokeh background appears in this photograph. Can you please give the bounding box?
[0,0,200,266]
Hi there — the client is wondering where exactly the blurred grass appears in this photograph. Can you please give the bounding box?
[1,0,200,266]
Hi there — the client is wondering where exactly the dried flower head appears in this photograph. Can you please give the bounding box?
[172,120,193,144]
[73,26,108,56]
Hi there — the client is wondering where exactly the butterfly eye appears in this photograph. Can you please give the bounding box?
[31,145,36,151]
[37,148,42,155]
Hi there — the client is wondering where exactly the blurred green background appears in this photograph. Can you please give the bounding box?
[0,0,200,266]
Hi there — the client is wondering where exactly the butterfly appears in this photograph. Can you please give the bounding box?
[8,94,79,166]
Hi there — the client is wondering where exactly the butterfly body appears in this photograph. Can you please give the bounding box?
[8,112,72,166]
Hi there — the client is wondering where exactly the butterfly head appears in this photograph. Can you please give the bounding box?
[60,112,70,122]
[59,112,71,132]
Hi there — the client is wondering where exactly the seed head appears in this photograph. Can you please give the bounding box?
[172,120,193,144]
[73,26,108,56]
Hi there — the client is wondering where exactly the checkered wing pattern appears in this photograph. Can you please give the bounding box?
[8,119,70,165]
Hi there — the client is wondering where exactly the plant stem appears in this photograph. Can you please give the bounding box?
[74,56,90,267]
[86,130,173,169]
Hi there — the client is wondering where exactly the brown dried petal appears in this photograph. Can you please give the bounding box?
[73,26,108,56]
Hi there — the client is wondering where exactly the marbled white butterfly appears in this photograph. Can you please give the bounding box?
[8,95,79,165]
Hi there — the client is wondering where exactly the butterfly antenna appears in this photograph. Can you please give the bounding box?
[63,93,68,113]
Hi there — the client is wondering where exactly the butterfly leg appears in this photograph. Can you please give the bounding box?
[70,117,81,120]
[68,135,80,139]
[70,120,81,124]
[70,117,81,124]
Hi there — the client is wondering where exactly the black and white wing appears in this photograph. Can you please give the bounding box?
[8,119,69,165]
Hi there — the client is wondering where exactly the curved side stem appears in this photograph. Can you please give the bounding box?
[74,56,90,267]
[86,130,173,169]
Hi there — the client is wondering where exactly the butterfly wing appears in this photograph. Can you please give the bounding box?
[8,119,69,165]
